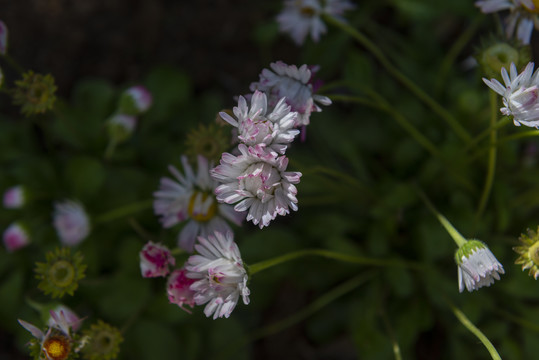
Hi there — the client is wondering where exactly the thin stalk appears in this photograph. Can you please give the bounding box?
[414,185,468,248]
[436,16,482,93]
[324,14,472,143]
[448,302,502,360]
[476,91,499,219]
[94,199,153,224]
[328,94,384,109]
[300,164,367,192]
[464,117,510,153]
[248,249,421,276]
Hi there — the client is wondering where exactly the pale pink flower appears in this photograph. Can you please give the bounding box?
[185,231,249,319]
[167,268,196,313]
[249,61,331,127]
[153,155,244,252]
[219,90,299,155]
[3,185,25,209]
[53,200,90,246]
[3,222,29,252]
[483,62,539,127]
[277,0,355,45]
[48,306,83,333]
[139,241,176,278]
[211,144,301,229]
[0,21,7,55]
[125,85,153,113]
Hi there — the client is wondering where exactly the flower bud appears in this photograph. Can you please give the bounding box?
[117,85,152,115]
[139,241,176,278]
[106,114,137,144]
[2,222,30,252]
[3,185,26,209]
[455,240,504,292]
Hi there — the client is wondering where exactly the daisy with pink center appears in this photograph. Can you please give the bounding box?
[483,62,539,127]
[211,144,301,229]
[139,241,176,278]
[249,61,331,127]
[219,90,299,155]
[167,268,196,313]
[185,231,249,319]
[153,155,244,252]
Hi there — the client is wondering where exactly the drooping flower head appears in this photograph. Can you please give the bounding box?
[476,0,539,44]
[118,85,153,115]
[277,0,355,45]
[455,240,505,292]
[3,222,30,252]
[211,144,301,229]
[139,241,176,278]
[219,90,299,155]
[514,226,539,279]
[35,247,87,299]
[185,231,250,319]
[166,267,196,313]
[249,61,332,127]
[3,185,26,209]
[53,200,91,246]
[153,155,244,252]
[483,62,539,127]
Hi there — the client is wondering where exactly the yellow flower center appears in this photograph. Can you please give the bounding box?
[187,191,217,222]
[529,241,539,264]
[43,335,70,360]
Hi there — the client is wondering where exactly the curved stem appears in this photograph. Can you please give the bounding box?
[448,302,502,360]
[476,91,499,219]
[94,199,153,224]
[248,249,420,276]
[464,117,510,153]
[414,185,468,248]
[324,14,472,143]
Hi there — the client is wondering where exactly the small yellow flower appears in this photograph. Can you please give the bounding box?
[35,247,87,298]
[514,227,539,279]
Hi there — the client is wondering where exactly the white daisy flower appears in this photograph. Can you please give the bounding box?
[153,155,243,252]
[219,90,299,155]
[53,200,90,246]
[455,240,505,292]
[211,144,301,229]
[185,231,250,319]
[476,0,539,44]
[483,62,539,127]
[249,61,331,127]
[277,0,355,45]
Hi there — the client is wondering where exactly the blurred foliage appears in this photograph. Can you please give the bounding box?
[3,0,539,359]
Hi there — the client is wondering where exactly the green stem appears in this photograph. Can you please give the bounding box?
[104,137,118,160]
[464,117,510,153]
[435,16,482,94]
[476,91,498,219]
[414,185,468,248]
[248,249,420,276]
[448,302,502,360]
[224,272,374,357]
[368,90,443,159]
[324,14,472,143]
[300,164,367,192]
[94,199,153,224]
[328,94,384,109]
